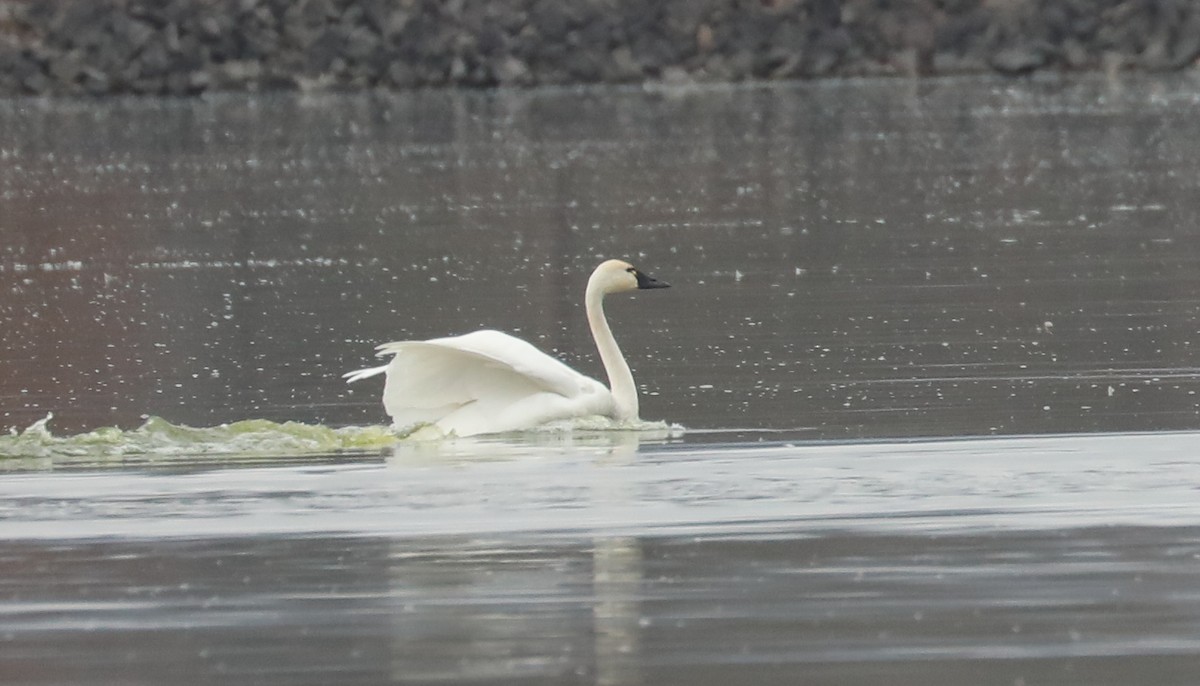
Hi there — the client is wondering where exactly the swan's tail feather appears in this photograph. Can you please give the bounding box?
[375,341,411,357]
[345,342,412,384]
[343,364,389,383]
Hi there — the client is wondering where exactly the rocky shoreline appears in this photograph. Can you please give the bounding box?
[2,0,1198,97]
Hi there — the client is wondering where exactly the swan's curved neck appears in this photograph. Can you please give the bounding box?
[585,283,638,421]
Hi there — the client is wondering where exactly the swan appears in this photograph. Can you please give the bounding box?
[345,259,670,436]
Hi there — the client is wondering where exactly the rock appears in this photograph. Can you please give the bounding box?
[140,38,172,77]
[1172,15,1200,67]
[23,69,51,94]
[48,51,83,83]
[494,55,530,85]
[531,0,571,40]
[352,26,383,63]
[215,59,263,87]
[385,61,415,87]
[0,0,1198,96]
[111,15,155,52]
[608,46,643,81]
[660,65,690,84]
[990,45,1047,75]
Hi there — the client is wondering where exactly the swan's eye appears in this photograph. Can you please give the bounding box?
[626,267,637,275]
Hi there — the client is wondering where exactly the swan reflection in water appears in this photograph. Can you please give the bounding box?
[385,423,680,465]
[348,260,670,437]
[384,428,662,683]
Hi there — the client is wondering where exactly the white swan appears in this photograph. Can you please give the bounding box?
[345,259,670,436]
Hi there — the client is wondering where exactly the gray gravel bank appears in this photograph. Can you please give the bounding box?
[2,0,1198,97]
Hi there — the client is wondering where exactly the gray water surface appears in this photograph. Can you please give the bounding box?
[3,74,1200,684]
[3,74,1200,437]
[4,431,1200,685]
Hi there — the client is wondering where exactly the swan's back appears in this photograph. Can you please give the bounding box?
[371,330,612,436]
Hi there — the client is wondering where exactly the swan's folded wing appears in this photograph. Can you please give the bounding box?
[372,330,607,432]
[383,329,600,400]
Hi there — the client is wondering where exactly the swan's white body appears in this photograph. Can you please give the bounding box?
[345,259,669,437]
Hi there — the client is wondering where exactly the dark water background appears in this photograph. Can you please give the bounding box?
[3,73,1200,684]
[4,74,1200,438]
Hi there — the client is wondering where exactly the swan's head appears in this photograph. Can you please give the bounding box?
[589,259,670,295]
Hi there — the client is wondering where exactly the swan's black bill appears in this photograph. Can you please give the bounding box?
[635,270,670,290]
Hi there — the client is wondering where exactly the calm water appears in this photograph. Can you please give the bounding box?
[3,73,1200,684]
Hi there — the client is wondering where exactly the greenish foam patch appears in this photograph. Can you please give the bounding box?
[0,414,398,461]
